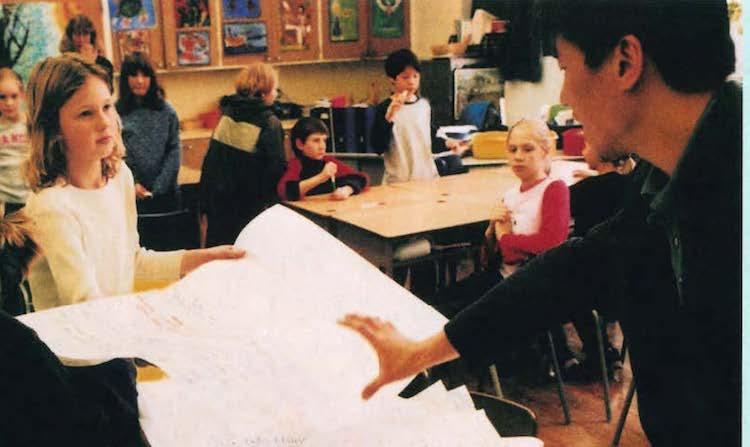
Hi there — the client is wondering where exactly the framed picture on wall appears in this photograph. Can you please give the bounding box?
[223,22,268,55]
[222,0,261,20]
[453,67,504,120]
[174,0,210,28]
[109,0,157,31]
[279,0,312,50]
[328,0,358,42]
[177,30,210,65]
[117,30,151,59]
[371,0,404,38]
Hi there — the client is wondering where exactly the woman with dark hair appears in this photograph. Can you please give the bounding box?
[59,14,114,83]
[117,52,181,213]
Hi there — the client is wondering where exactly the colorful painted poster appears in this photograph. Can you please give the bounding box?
[329,0,358,42]
[371,0,403,38]
[109,0,157,31]
[280,0,312,50]
[223,22,267,55]
[177,30,210,65]
[175,0,210,28]
[0,3,61,81]
[453,67,504,120]
[222,0,261,20]
[117,30,151,59]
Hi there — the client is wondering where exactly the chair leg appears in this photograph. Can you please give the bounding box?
[546,330,571,425]
[592,310,612,422]
[620,336,628,363]
[447,259,458,286]
[611,378,637,447]
[435,259,446,291]
[488,364,503,398]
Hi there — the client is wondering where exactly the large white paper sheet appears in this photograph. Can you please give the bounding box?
[20,205,542,446]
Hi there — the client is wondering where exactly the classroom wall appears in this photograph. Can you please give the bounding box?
[409,1,466,60]
[504,57,564,124]
[162,0,473,121]
[159,0,564,126]
[160,60,392,121]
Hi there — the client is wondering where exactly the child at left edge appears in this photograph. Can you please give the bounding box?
[277,117,369,201]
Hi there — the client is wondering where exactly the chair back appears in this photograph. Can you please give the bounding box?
[137,209,199,251]
[460,100,502,130]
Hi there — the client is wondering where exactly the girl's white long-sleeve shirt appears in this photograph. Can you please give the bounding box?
[26,162,184,310]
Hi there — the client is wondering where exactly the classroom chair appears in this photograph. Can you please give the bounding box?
[392,238,480,294]
[546,309,613,424]
[137,208,200,251]
[469,390,538,437]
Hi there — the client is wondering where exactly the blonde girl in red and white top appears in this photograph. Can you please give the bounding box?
[427,118,570,318]
[487,118,570,277]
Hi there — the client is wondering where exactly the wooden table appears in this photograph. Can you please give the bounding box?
[285,161,587,275]
[285,167,519,275]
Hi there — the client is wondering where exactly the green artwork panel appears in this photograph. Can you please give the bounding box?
[329,0,358,42]
[371,0,403,39]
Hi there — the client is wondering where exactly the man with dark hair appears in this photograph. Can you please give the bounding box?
[340,1,740,445]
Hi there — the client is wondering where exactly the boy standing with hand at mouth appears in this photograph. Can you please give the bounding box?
[371,49,465,185]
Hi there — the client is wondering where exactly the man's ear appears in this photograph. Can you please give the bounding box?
[614,35,644,91]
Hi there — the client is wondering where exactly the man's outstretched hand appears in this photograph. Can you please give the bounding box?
[338,314,460,399]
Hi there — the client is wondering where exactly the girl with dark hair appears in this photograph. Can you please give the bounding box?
[117,52,181,213]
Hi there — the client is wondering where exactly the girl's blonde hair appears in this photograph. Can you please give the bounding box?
[508,118,555,174]
[25,54,124,191]
[234,62,278,97]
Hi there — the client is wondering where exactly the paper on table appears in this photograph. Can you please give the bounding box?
[436,125,478,141]
[19,205,534,446]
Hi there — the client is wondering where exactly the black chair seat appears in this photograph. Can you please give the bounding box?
[469,390,538,437]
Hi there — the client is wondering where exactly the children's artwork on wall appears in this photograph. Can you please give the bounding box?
[109,0,157,31]
[371,0,403,38]
[117,30,151,59]
[223,22,267,55]
[329,0,358,42]
[280,0,312,50]
[0,3,62,82]
[453,67,504,120]
[175,0,210,28]
[222,0,261,20]
[177,30,210,65]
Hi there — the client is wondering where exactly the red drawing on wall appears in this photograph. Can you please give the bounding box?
[280,0,311,50]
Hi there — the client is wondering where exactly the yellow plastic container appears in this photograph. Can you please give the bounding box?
[471,131,508,159]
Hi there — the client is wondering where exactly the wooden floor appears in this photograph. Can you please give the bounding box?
[503,363,649,447]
